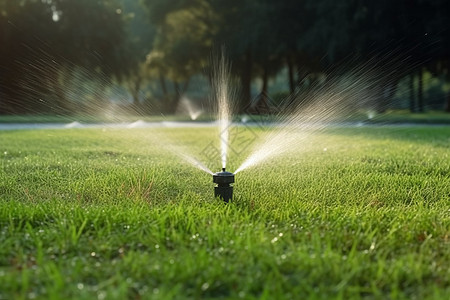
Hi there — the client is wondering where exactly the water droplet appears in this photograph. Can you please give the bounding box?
[52,11,60,22]
[201,282,209,291]
[97,291,106,300]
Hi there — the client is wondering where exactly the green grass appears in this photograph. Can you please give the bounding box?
[0,114,215,124]
[362,110,450,124]
[1,110,449,124]
[0,126,449,299]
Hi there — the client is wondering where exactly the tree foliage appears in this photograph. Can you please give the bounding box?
[142,0,216,112]
[0,0,131,114]
[1,0,449,114]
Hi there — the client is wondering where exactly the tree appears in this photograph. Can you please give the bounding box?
[1,0,57,113]
[143,0,216,113]
[0,0,132,114]
[209,0,321,111]
[301,0,450,112]
[117,0,156,108]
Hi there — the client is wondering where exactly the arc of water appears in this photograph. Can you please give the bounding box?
[214,51,232,170]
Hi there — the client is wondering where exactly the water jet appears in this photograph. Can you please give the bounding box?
[213,168,235,202]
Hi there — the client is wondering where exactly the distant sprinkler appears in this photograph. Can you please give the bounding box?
[213,168,235,203]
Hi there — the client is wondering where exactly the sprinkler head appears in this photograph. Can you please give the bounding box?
[213,168,235,203]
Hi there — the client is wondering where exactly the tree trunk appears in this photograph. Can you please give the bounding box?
[383,77,399,112]
[417,68,424,112]
[159,73,168,99]
[446,93,450,113]
[287,54,295,94]
[159,74,176,114]
[50,69,69,115]
[131,76,142,106]
[409,73,416,113]
[261,65,269,109]
[240,48,253,112]
[164,81,179,114]
[173,81,180,95]
[181,79,190,95]
[169,81,189,114]
[374,84,385,114]
[0,75,18,114]
[296,63,307,87]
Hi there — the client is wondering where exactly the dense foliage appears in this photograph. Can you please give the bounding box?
[1,0,449,114]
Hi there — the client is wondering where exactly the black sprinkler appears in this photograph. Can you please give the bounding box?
[213,168,235,202]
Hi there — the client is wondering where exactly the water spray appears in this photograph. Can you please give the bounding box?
[213,168,235,202]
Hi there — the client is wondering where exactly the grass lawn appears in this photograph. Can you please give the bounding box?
[0,126,449,299]
[0,110,449,124]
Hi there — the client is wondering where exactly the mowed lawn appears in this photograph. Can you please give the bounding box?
[0,126,449,299]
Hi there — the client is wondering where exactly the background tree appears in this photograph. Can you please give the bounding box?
[0,0,132,114]
[143,0,216,113]
[301,0,450,112]
[118,0,156,109]
[1,0,449,115]
[1,0,57,113]
[208,0,260,111]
